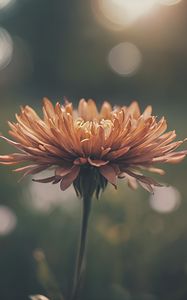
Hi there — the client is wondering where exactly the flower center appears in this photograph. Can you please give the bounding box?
[74,118,113,139]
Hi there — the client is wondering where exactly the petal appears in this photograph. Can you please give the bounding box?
[43,97,55,119]
[88,157,109,167]
[142,105,152,120]
[0,153,29,165]
[60,165,80,191]
[0,136,25,151]
[33,176,56,183]
[78,99,88,120]
[101,147,111,157]
[138,181,154,193]
[52,176,62,184]
[55,165,73,176]
[99,164,117,188]
[100,101,112,119]
[123,173,138,190]
[13,164,50,182]
[128,177,138,190]
[74,157,88,165]
[106,146,130,160]
[127,101,141,119]
[125,170,162,187]
[146,167,165,175]
[87,99,98,120]
[13,165,42,173]
[152,153,186,163]
[166,154,186,164]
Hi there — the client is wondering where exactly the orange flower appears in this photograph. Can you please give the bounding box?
[0,98,186,196]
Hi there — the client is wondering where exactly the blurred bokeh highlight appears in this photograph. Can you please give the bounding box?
[0,0,187,299]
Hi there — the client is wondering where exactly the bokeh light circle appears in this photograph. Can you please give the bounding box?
[24,171,77,214]
[92,0,158,30]
[150,186,181,213]
[0,27,13,70]
[108,42,142,76]
[0,205,17,236]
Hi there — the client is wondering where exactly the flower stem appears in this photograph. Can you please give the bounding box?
[70,195,92,300]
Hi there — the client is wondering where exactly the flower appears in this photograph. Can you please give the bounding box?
[0,98,186,196]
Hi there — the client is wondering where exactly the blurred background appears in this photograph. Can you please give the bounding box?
[0,0,187,299]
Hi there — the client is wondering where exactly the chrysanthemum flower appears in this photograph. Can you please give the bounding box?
[0,98,186,196]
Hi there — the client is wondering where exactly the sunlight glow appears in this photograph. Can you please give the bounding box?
[93,0,158,29]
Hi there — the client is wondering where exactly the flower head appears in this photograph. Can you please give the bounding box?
[0,98,186,196]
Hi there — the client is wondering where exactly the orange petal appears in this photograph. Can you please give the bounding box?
[128,177,138,190]
[99,164,117,188]
[100,101,112,119]
[166,154,186,164]
[127,101,141,119]
[88,157,109,167]
[43,97,55,121]
[33,176,56,183]
[60,165,80,191]
[18,165,49,181]
[87,99,98,120]
[0,153,28,162]
[142,105,152,120]
[78,99,87,120]
[146,167,165,175]
[0,136,25,151]
[55,166,72,177]
[106,146,130,160]
[74,157,88,165]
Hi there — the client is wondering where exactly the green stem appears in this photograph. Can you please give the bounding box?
[70,195,92,300]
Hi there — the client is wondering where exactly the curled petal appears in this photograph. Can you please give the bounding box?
[60,165,80,191]
[138,181,154,193]
[74,157,87,165]
[0,136,25,151]
[127,176,138,190]
[33,176,56,183]
[87,157,109,167]
[55,165,73,176]
[16,165,49,181]
[99,164,117,188]
[125,170,162,187]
